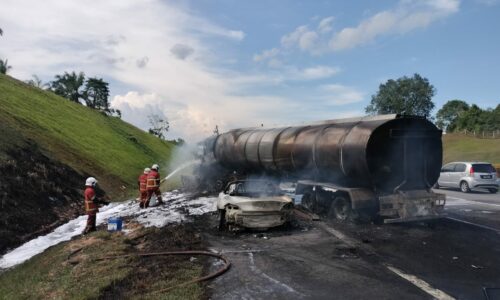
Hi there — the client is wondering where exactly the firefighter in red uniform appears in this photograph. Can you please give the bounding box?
[145,164,164,208]
[83,177,108,234]
[139,168,150,209]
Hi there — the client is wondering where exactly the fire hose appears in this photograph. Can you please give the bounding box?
[93,250,231,294]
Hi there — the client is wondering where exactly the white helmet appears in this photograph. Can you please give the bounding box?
[85,177,97,187]
[151,164,159,171]
[144,167,151,174]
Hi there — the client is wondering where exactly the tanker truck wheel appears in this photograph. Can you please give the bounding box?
[302,192,316,212]
[328,195,353,221]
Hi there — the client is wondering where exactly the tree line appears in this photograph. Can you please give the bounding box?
[436,100,499,133]
[366,73,499,133]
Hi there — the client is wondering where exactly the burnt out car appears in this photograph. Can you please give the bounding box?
[217,180,294,230]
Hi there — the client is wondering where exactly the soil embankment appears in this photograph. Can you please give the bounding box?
[0,142,85,253]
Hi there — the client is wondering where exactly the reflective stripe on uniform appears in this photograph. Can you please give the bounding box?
[85,200,98,212]
[146,178,159,188]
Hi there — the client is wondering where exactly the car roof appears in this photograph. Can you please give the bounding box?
[444,162,492,165]
[225,179,279,189]
[228,179,278,184]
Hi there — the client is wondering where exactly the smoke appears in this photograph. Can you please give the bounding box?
[162,143,201,184]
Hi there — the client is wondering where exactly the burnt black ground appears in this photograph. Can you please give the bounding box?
[190,204,500,300]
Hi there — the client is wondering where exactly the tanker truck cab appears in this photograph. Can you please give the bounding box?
[217,180,294,230]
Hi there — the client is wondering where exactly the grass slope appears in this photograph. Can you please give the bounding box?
[0,74,174,197]
[443,133,500,164]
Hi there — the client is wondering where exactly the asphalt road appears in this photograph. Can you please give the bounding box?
[200,187,500,300]
[434,188,500,231]
[204,219,432,300]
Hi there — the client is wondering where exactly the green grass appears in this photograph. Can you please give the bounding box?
[443,133,500,164]
[0,74,175,197]
[0,230,203,300]
[0,232,132,300]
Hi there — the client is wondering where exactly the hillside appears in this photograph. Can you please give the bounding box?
[442,133,500,164]
[0,74,174,252]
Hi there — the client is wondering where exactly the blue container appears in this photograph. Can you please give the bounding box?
[107,217,123,232]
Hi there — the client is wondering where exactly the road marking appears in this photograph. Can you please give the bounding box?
[446,196,500,208]
[446,217,500,233]
[319,223,455,299]
[247,252,301,295]
[386,265,455,300]
[316,222,358,247]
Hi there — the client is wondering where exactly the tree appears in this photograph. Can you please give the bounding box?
[49,71,86,103]
[83,77,110,110]
[0,59,12,74]
[435,100,469,131]
[25,75,46,89]
[365,73,436,118]
[454,104,500,132]
[148,114,169,139]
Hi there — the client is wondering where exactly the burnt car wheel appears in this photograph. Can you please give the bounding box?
[328,195,352,221]
[460,181,471,193]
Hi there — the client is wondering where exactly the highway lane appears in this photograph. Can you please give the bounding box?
[434,188,500,231]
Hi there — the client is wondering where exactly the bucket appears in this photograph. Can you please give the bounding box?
[107,217,123,232]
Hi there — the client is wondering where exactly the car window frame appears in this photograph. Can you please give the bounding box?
[441,163,455,173]
[454,163,466,172]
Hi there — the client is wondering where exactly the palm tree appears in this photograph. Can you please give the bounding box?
[83,77,110,110]
[49,71,86,103]
[25,75,47,89]
[0,59,12,74]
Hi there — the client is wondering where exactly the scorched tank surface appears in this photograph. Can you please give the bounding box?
[204,114,442,193]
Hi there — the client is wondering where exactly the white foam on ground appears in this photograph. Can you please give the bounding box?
[0,191,217,269]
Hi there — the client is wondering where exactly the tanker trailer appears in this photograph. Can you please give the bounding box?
[194,114,446,223]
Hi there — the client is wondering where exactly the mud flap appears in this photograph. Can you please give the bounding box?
[379,190,445,223]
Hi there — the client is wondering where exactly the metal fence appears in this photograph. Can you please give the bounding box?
[456,129,500,139]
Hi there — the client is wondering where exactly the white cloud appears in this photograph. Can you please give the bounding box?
[253,48,280,62]
[281,26,319,52]
[170,44,194,60]
[136,56,149,68]
[0,0,363,142]
[0,0,263,141]
[318,16,334,33]
[331,0,459,50]
[255,0,459,57]
[297,66,340,80]
[320,84,365,105]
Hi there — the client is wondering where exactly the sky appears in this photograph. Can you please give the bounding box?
[0,0,499,141]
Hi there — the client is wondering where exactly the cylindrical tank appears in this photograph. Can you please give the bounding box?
[205,115,442,193]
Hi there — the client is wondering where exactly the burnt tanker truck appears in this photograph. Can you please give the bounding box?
[189,114,446,223]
